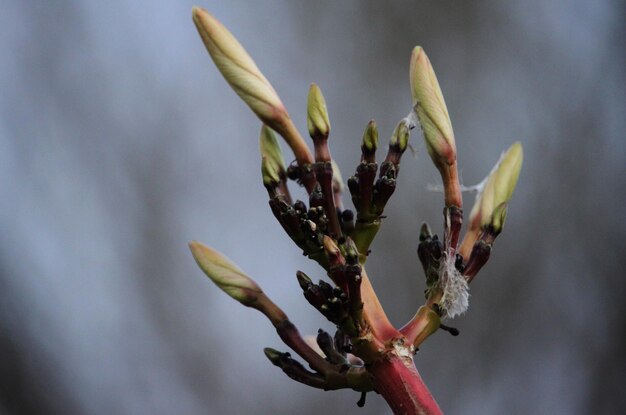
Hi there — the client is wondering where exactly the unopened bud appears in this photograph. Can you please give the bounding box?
[260,126,286,189]
[192,8,286,127]
[489,202,508,234]
[263,347,284,365]
[192,7,313,166]
[409,46,456,167]
[323,235,341,259]
[469,142,523,231]
[259,125,286,173]
[296,270,312,290]
[307,83,330,138]
[390,120,410,153]
[189,241,262,306]
[261,156,281,187]
[361,120,379,154]
[419,222,433,242]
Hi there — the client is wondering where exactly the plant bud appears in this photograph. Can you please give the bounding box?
[263,347,284,365]
[192,7,313,166]
[307,83,330,138]
[323,235,341,259]
[296,270,313,290]
[390,120,410,153]
[193,8,286,126]
[261,156,281,187]
[260,125,286,189]
[409,46,456,167]
[189,241,262,306]
[260,125,286,171]
[468,142,523,231]
[489,202,508,234]
[361,120,378,153]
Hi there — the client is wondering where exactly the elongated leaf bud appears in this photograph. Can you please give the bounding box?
[261,156,281,187]
[307,83,330,138]
[263,347,283,365]
[193,8,285,126]
[410,46,456,167]
[192,7,313,166]
[189,241,262,306]
[468,142,523,232]
[260,125,286,173]
[390,120,410,153]
[361,120,379,154]
[489,202,508,234]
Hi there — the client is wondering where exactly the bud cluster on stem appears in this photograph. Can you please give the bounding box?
[189,7,523,414]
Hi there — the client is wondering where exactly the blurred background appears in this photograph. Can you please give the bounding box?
[1,0,624,414]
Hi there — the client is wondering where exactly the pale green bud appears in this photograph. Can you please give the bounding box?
[489,203,508,234]
[192,7,314,168]
[492,142,523,207]
[192,8,287,133]
[189,241,262,306]
[307,83,330,138]
[259,125,286,175]
[361,120,379,153]
[263,347,283,365]
[409,46,456,166]
[261,156,281,187]
[469,142,523,231]
[390,120,410,152]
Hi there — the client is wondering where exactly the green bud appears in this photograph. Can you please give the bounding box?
[259,125,286,171]
[468,142,523,231]
[192,7,288,129]
[489,203,508,234]
[307,83,330,138]
[390,120,410,152]
[189,241,262,306]
[362,120,378,153]
[409,46,456,167]
[260,125,286,188]
[192,7,314,168]
[263,347,284,365]
[261,156,281,186]
[492,142,523,207]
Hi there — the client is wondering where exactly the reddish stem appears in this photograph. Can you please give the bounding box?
[370,355,443,415]
[440,161,462,209]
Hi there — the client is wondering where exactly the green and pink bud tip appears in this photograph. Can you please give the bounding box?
[192,7,313,167]
[361,120,379,163]
[409,46,456,169]
[259,125,286,187]
[307,83,331,140]
[460,142,523,256]
[390,119,410,154]
[189,241,262,307]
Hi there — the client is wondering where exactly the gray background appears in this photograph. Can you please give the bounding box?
[1,0,624,414]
